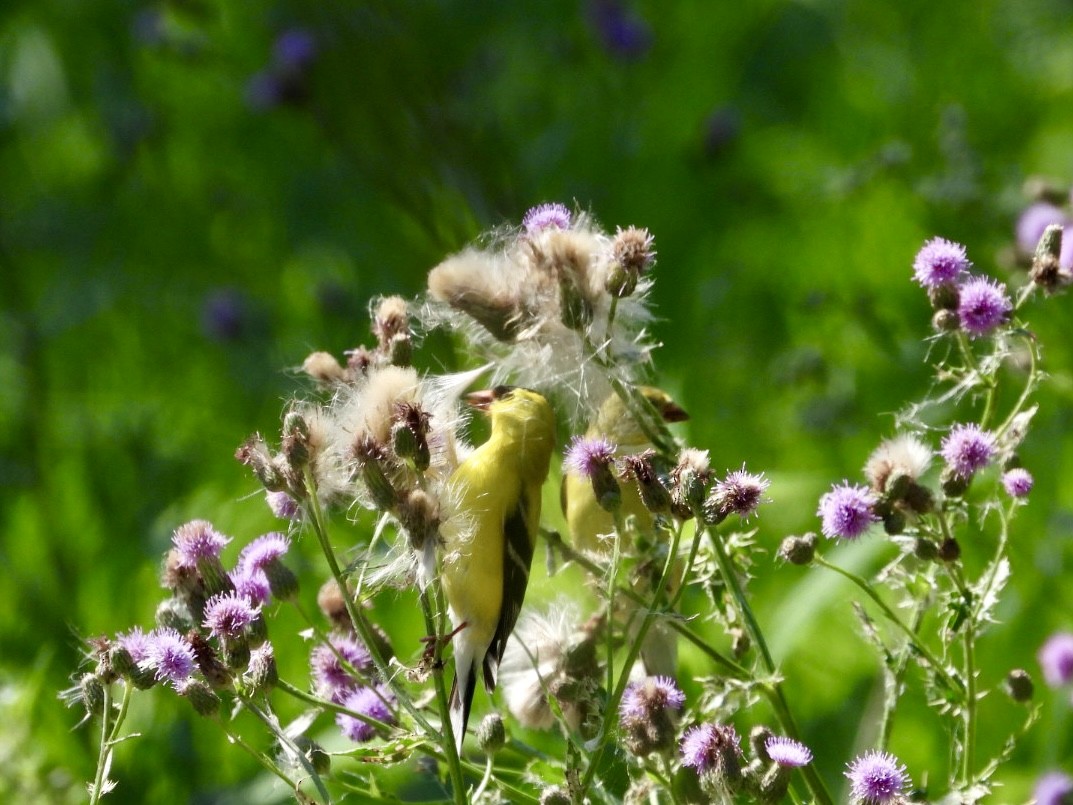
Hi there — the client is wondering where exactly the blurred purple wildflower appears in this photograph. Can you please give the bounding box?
[912,237,969,288]
[817,482,878,540]
[679,722,741,773]
[845,750,908,804]
[588,0,653,61]
[203,592,260,639]
[1038,632,1073,688]
[230,567,272,607]
[1017,203,1066,253]
[273,29,316,71]
[619,676,685,722]
[266,490,300,520]
[1002,467,1033,498]
[239,532,291,572]
[201,289,249,340]
[957,276,1011,336]
[336,684,396,742]
[311,634,374,702]
[765,735,813,767]
[522,202,571,234]
[703,106,742,158]
[710,467,770,521]
[142,628,196,688]
[172,520,230,570]
[940,423,995,479]
[564,436,617,479]
[1035,771,1073,805]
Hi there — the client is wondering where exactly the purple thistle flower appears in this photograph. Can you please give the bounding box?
[1035,771,1073,805]
[522,202,572,234]
[117,627,152,664]
[230,567,273,606]
[311,634,374,702]
[203,592,260,639]
[912,237,969,288]
[940,423,995,479]
[1038,632,1073,688]
[172,520,230,570]
[564,436,617,479]
[266,490,300,520]
[1017,203,1066,253]
[817,482,879,540]
[201,289,249,340]
[1002,467,1034,498]
[710,467,770,520]
[679,723,741,773]
[142,628,196,688]
[336,684,396,742]
[619,676,685,722]
[957,276,1012,337]
[845,750,908,804]
[765,735,813,767]
[238,532,291,572]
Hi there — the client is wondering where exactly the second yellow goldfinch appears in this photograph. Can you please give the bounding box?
[442,386,556,752]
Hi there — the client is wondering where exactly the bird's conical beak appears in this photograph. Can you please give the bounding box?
[660,401,689,423]
[464,389,496,412]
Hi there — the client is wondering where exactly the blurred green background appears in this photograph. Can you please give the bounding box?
[4,0,1073,801]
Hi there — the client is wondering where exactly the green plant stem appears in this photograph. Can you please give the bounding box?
[419,585,468,805]
[239,693,332,803]
[707,527,834,805]
[543,528,748,678]
[878,567,936,750]
[301,468,434,737]
[578,520,686,797]
[814,556,961,692]
[89,685,113,805]
[994,333,1040,440]
[944,563,976,786]
[222,724,301,792]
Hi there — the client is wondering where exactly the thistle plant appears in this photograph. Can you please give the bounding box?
[67,202,1070,804]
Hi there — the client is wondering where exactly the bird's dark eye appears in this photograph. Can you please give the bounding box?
[492,385,516,400]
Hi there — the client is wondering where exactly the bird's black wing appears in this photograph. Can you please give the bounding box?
[483,489,535,691]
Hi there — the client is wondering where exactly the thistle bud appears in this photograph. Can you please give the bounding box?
[108,645,136,679]
[913,537,940,562]
[606,226,655,298]
[79,673,106,718]
[932,308,960,333]
[731,629,750,659]
[301,351,346,385]
[1004,668,1034,703]
[235,433,286,492]
[246,643,279,694]
[476,713,507,754]
[372,296,412,365]
[558,272,593,331]
[938,536,961,563]
[281,411,311,470]
[881,507,906,536]
[346,345,376,378]
[180,678,221,717]
[156,596,196,632]
[619,676,686,757]
[928,282,960,312]
[1030,224,1071,294]
[391,401,431,472]
[540,787,571,805]
[749,725,775,763]
[188,631,232,690]
[777,533,816,566]
[564,437,621,513]
[398,488,440,555]
[671,449,711,518]
[941,468,970,498]
[353,435,397,510]
[622,451,671,515]
[317,578,352,631]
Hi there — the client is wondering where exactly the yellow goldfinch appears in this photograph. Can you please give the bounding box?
[561,387,688,677]
[561,387,688,555]
[442,386,556,751]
